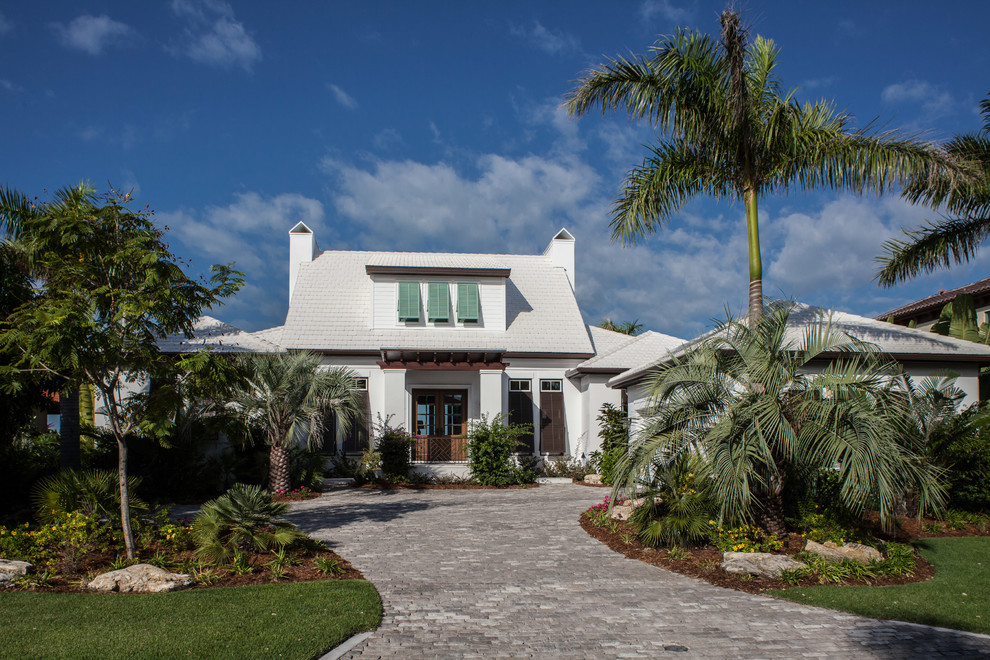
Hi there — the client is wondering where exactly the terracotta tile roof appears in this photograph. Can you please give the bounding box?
[879,276,990,321]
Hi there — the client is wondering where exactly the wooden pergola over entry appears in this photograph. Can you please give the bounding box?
[377,349,507,370]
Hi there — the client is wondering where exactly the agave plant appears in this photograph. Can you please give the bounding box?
[32,469,147,524]
[191,483,304,564]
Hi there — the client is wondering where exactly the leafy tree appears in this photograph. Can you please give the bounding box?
[599,318,644,335]
[877,93,990,286]
[566,10,945,325]
[0,184,242,558]
[614,302,945,534]
[225,351,363,494]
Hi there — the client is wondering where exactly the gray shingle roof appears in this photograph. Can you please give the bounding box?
[609,302,990,388]
[159,316,284,354]
[280,250,593,355]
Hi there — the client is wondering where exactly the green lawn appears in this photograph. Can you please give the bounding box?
[769,536,990,635]
[0,579,381,660]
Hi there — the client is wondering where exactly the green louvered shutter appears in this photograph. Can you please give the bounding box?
[457,282,479,323]
[427,282,449,322]
[398,282,420,322]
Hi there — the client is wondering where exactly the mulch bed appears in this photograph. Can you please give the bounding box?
[272,491,323,502]
[579,514,940,595]
[13,546,363,594]
[571,479,610,488]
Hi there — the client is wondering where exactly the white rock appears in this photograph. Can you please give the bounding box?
[721,552,806,578]
[610,504,634,520]
[0,559,32,585]
[88,564,193,594]
[804,540,882,564]
[583,474,603,485]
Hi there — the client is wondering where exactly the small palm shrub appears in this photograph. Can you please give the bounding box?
[31,469,147,524]
[592,404,629,485]
[631,453,714,549]
[467,414,532,486]
[191,483,304,564]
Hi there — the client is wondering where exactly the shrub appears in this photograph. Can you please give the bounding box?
[31,469,147,525]
[929,412,990,513]
[541,455,589,480]
[375,424,416,481]
[467,414,531,486]
[709,522,783,553]
[631,453,714,549]
[289,445,325,491]
[593,404,629,485]
[191,483,304,564]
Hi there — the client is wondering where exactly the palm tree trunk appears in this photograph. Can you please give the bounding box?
[270,443,291,493]
[744,186,763,328]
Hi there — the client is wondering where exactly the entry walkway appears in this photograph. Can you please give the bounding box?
[287,484,990,659]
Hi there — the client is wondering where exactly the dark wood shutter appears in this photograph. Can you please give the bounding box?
[539,389,565,454]
[508,389,534,453]
[342,390,371,453]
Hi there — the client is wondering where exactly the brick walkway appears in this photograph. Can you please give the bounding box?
[287,484,990,659]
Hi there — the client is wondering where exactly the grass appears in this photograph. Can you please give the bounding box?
[0,579,381,660]
[769,536,990,635]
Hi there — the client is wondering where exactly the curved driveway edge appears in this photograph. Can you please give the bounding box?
[288,485,990,659]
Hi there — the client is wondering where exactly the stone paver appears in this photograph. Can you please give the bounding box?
[287,484,990,659]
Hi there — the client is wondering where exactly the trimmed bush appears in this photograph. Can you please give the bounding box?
[467,414,532,486]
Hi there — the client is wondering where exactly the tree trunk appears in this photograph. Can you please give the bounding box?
[269,443,291,494]
[756,492,788,537]
[744,187,763,328]
[59,388,81,470]
[117,437,136,560]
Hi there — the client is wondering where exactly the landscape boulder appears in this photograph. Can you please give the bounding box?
[583,474,603,485]
[87,564,193,594]
[804,540,882,564]
[0,559,32,586]
[721,552,806,579]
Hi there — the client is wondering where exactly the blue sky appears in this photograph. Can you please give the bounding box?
[3,1,989,340]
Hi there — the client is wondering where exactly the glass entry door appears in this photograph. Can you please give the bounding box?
[413,389,468,462]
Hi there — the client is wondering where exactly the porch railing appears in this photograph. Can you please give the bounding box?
[411,435,468,463]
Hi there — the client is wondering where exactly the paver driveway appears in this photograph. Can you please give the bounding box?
[287,484,990,659]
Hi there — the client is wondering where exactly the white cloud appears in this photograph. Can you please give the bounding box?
[881,79,955,120]
[170,0,261,71]
[509,20,580,56]
[162,192,324,328]
[765,196,931,297]
[0,11,13,35]
[52,14,135,55]
[373,128,403,151]
[328,83,358,110]
[0,78,21,94]
[640,0,692,24]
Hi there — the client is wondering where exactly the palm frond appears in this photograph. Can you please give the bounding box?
[875,215,990,287]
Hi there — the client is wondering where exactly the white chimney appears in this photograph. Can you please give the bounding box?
[289,221,319,301]
[543,228,575,290]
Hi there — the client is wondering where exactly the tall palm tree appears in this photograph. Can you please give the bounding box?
[228,352,363,493]
[566,10,945,325]
[877,93,990,286]
[614,302,944,534]
[599,318,644,335]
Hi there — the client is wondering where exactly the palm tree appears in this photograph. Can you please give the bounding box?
[877,93,990,286]
[566,10,946,325]
[614,302,945,534]
[228,351,363,493]
[599,318,644,335]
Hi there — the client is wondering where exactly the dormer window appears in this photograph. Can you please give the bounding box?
[457,282,479,323]
[427,282,450,322]
[398,282,421,322]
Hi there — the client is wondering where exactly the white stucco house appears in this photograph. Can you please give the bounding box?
[608,302,990,433]
[171,223,684,475]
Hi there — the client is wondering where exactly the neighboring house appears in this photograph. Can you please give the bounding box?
[609,303,990,433]
[175,223,685,475]
[879,276,990,330]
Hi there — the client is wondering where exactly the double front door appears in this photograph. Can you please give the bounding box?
[413,389,467,462]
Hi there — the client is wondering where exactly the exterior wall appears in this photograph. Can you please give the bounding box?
[318,355,590,465]
[575,373,625,458]
[370,275,507,331]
